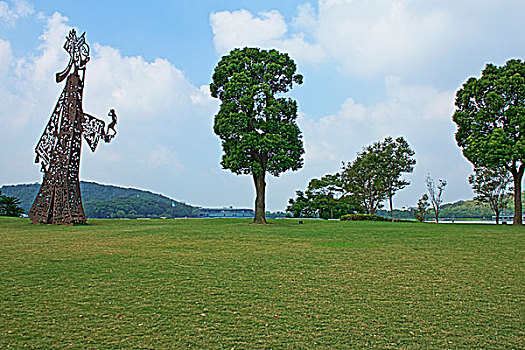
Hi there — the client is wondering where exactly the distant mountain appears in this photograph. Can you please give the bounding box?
[1,181,198,219]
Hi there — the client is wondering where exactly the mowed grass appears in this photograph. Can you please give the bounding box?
[0,217,523,349]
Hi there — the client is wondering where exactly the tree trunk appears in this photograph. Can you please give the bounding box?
[495,208,499,225]
[512,166,524,226]
[253,172,267,224]
[389,190,394,223]
[435,207,439,223]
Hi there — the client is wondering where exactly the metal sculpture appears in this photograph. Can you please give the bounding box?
[29,29,117,225]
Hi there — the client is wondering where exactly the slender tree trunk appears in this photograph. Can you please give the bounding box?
[389,190,394,223]
[495,208,499,225]
[253,172,267,224]
[512,166,524,226]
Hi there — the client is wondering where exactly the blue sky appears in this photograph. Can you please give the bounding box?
[1,0,524,211]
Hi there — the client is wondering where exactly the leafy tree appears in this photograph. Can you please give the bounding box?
[286,176,360,219]
[374,136,415,222]
[469,167,512,224]
[414,194,430,222]
[426,174,447,223]
[0,195,25,217]
[286,190,317,218]
[210,47,304,223]
[342,147,387,215]
[307,174,343,219]
[452,59,525,225]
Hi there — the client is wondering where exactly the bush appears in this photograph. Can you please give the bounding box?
[340,213,389,221]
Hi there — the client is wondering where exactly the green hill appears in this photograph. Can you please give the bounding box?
[0,181,198,219]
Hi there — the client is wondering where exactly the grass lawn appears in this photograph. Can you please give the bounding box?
[0,217,523,349]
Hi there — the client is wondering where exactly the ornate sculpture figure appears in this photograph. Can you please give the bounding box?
[29,29,117,225]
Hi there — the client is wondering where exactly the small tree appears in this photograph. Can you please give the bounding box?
[414,194,430,222]
[453,59,525,225]
[342,148,388,215]
[286,190,317,218]
[0,196,25,217]
[469,167,512,224]
[307,174,342,219]
[210,48,304,224]
[426,174,447,223]
[375,136,416,222]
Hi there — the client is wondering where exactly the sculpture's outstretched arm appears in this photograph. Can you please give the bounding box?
[81,113,106,152]
[81,109,118,151]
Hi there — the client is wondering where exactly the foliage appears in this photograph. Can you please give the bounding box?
[210,47,304,223]
[376,137,416,221]
[426,174,447,223]
[288,136,414,220]
[452,59,525,225]
[0,195,25,217]
[286,190,317,218]
[340,213,389,221]
[1,218,523,348]
[0,182,196,218]
[469,166,512,224]
[414,194,430,222]
[286,176,360,219]
[341,146,387,215]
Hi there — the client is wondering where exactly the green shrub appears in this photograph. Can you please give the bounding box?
[340,213,389,221]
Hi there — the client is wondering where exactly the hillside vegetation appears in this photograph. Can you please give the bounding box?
[1,182,197,218]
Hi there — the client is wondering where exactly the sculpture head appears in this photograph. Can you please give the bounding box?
[56,29,90,83]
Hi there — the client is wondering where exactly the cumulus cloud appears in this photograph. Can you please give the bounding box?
[316,0,452,76]
[297,76,471,205]
[0,0,33,26]
[210,9,325,63]
[0,11,221,205]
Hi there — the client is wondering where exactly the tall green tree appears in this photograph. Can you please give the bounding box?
[210,47,304,223]
[453,59,525,225]
[374,136,416,222]
[342,148,387,215]
[469,167,512,224]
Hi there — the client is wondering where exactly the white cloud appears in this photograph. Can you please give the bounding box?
[85,44,209,120]
[292,3,317,33]
[0,11,222,206]
[210,9,325,63]
[296,76,472,205]
[0,38,12,79]
[0,0,33,26]
[316,0,452,76]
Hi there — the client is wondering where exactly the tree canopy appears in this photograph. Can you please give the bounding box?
[210,47,304,223]
[468,166,512,224]
[286,176,360,219]
[371,137,415,221]
[453,59,525,225]
[341,149,386,215]
[339,137,414,217]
